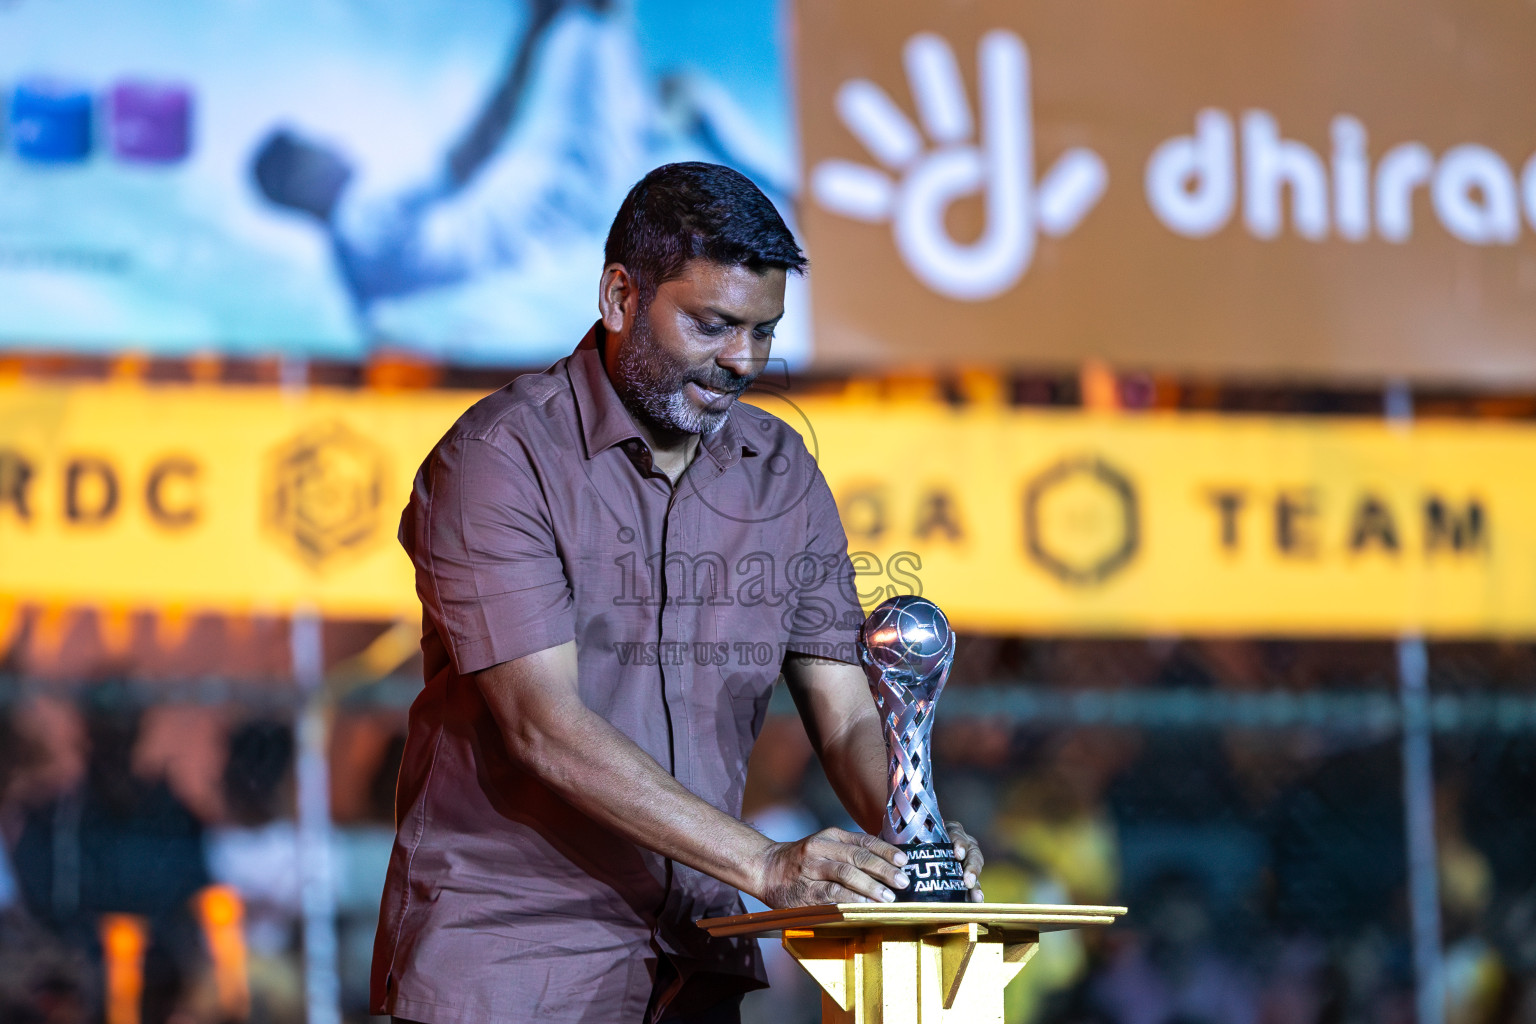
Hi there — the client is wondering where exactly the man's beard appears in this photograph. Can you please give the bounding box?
[612,309,758,438]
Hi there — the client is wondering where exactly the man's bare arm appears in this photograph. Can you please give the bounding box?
[474,641,912,907]
[782,653,987,900]
[781,653,889,834]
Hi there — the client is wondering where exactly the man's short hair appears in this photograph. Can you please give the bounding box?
[604,162,808,301]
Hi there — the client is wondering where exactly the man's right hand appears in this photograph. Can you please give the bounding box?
[755,828,912,908]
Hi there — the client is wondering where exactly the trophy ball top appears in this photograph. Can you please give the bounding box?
[858,595,953,681]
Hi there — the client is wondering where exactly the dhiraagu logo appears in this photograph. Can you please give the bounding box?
[810,31,1108,301]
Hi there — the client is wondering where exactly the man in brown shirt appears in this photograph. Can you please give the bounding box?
[371,163,983,1024]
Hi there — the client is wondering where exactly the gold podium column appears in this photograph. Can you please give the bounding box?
[700,903,1126,1024]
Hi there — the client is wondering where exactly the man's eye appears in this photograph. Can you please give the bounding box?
[695,319,729,336]
[753,327,776,341]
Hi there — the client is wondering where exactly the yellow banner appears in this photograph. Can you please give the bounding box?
[783,397,1534,636]
[1,382,1533,636]
[0,383,470,619]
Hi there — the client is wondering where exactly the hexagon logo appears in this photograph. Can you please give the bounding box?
[1022,455,1139,586]
[264,421,387,570]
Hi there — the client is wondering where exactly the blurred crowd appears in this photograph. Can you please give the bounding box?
[0,638,1530,1024]
[743,637,1536,1024]
[0,684,403,1024]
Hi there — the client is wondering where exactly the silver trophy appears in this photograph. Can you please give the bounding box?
[857,595,968,902]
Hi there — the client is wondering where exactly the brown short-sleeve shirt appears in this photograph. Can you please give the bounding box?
[371,324,864,1024]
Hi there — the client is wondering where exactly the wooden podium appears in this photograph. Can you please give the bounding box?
[699,903,1126,1024]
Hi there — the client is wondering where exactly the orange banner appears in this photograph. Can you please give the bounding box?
[798,0,1536,382]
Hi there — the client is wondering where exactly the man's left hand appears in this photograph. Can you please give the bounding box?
[946,821,986,903]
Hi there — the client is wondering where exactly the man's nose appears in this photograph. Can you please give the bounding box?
[715,330,762,380]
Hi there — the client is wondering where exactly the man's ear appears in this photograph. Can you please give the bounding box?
[599,263,637,335]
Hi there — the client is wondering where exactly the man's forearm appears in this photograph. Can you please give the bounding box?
[814,703,890,835]
[504,696,778,895]
[474,644,912,909]
[782,655,892,836]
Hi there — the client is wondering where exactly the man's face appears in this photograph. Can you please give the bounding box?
[613,260,786,437]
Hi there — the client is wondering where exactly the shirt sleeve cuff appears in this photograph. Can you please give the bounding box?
[784,633,861,664]
[448,618,575,675]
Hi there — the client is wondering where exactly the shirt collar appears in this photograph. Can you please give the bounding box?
[568,323,643,459]
[567,322,760,470]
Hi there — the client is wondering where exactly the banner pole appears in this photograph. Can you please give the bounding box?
[292,608,341,1024]
[1386,378,1444,1024]
[1398,636,1444,1024]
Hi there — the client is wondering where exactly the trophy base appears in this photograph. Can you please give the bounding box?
[895,842,968,902]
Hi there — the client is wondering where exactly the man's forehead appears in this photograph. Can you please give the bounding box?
[660,260,786,314]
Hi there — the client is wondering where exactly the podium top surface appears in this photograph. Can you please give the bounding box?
[698,903,1128,938]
